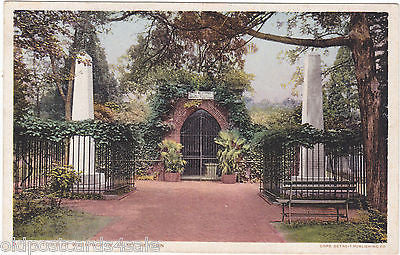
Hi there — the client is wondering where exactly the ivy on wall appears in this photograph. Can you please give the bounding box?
[252,123,362,155]
[137,75,256,160]
[14,115,139,146]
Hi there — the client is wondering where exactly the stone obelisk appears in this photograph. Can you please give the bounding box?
[301,54,325,179]
[69,52,103,191]
[71,52,94,122]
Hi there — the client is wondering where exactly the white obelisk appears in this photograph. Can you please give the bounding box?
[69,52,103,191]
[71,52,94,122]
[301,54,325,179]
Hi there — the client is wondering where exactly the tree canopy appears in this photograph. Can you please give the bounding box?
[323,46,360,130]
[14,11,117,120]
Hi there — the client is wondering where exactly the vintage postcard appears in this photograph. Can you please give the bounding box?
[2,1,399,254]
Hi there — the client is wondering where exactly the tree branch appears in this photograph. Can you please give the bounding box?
[247,29,349,47]
[108,11,138,22]
[49,54,66,102]
[207,12,350,48]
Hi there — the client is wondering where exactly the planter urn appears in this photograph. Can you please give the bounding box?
[164,172,181,182]
[221,174,237,184]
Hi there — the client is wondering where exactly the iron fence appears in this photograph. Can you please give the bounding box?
[14,136,135,194]
[261,143,366,200]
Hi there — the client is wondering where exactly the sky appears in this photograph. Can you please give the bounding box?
[98,13,339,103]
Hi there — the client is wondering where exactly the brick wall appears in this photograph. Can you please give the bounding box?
[154,98,229,180]
[163,98,229,143]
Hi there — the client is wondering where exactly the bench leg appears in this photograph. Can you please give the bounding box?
[346,201,349,222]
[336,207,339,222]
[288,202,292,224]
[282,204,285,222]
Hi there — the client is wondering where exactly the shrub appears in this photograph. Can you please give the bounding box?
[13,188,49,225]
[215,130,250,175]
[158,140,186,173]
[353,205,387,243]
[48,164,81,207]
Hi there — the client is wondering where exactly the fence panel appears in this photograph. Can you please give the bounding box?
[13,136,135,194]
[261,144,366,200]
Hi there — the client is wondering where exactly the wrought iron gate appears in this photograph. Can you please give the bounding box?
[180,109,220,177]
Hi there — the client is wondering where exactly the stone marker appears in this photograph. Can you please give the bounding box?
[71,52,94,121]
[300,54,325,179]
[69,52,104,191]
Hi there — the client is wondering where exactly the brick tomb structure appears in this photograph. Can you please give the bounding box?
[155,98,229,180]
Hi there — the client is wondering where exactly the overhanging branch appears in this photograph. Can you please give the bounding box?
[207,12,350,48]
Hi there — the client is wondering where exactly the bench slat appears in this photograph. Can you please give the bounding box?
[283,181,356,185]
[277,199,347,204]
[282,186,356,191]
[283,213,346,217]
[276,180,356,223]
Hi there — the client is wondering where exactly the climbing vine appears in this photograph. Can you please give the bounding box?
[14,115,140,146]
[137,71,256,160]
[252,123,362,154]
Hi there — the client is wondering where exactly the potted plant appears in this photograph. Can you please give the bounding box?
[158,139,186,182]
[215,130,249,184]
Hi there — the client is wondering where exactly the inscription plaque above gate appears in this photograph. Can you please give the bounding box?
[188,91,214,100]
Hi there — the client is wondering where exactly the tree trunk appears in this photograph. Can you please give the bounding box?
[349,13,387,213]
[65,59,76,121]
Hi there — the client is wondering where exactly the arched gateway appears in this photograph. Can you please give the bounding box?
[163,97,229,179]
[180,109,220,176]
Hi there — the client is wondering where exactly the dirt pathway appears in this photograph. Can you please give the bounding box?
[64,181,285,242]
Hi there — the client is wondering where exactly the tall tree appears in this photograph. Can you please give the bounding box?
[112,11,388,212]
[13,48,31,119]
[14,10,75,120]
[14,10,113,120]
[323,46,360,130]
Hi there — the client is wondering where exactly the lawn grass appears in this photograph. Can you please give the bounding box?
[14,208,114,240]
[275,222,361,243]
[275,209,387,243]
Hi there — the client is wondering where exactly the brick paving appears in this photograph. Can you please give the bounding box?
[63,180,286,242]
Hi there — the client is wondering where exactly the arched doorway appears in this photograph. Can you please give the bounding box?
[180,109,221,178]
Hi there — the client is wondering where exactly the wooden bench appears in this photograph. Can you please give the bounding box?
[276,180,357,223]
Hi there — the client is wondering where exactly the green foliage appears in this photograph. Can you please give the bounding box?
[279,66,303,97]
[94,102,116,122]
[14,115,139,146]
[158,140,186,173]
[83,30,120,104]
[13,49,32,119]
[219,69,255,93]
[116,16,254,94]
[13,165,81,212]
[215,130,250,175]
[184,99,202,109]
[93,100,150,124]
[14,206,112,240]
[136,69,255,162]
[13,188,50,226]
[39,87,66,120]
[279,221,362,243]
[354,201,387,243]
[14,11,117,120]
[250,105,301,129]
[323,46,360,130]
[213,83,256,140]
[48,165,81,206]
[103,185,135,196]
[253,124,362,155]
[277,12,350,65]
[279,207,387,243]
[113,99,150,124]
